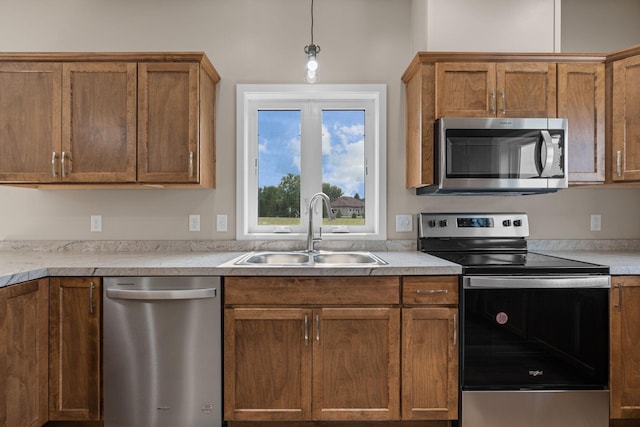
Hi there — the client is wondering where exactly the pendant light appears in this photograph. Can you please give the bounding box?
[304,0,320,83]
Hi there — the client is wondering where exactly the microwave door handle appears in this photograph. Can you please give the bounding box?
[539,130,555,177]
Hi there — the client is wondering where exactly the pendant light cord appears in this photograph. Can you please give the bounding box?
[310,0,315,45]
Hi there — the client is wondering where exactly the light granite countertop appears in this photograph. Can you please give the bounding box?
[535,250,640,275]
[4,238,640,289]
[0,250,462,288]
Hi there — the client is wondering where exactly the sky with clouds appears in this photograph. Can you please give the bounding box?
[258,109,365,198]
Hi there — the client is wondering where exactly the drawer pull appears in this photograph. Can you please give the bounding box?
[304,314,309,346]
[614,283,623,311]
[51,152,58,177]
[89,282,95,314]
[416,289,448,295]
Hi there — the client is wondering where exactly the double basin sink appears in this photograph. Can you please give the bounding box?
[234,251,387,267]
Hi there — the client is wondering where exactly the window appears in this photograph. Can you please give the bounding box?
[236,84,386,240]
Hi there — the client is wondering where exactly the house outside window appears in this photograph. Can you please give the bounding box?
[236,84,386,241]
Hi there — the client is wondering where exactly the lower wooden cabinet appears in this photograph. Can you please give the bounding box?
[0,278,49,427]
[610,276,640,418]
[402,276,458,420]
[224,276,401,422]
[224,275,460,423]
[49,277,101,421]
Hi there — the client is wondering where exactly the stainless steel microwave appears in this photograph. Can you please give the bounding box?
[417,117,568,195]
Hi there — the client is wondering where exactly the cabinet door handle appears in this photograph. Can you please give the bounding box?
[490,89,497,115]
[614,283,622,311]
[89,282,95,314]
[304,314,309,346]
[61,151,67,178]
[315,314,320,343]
[453,313,457,346]
[500,89,506,115]
[52,152,58,177]
[189,151,194,177]
[416,289,448,294]
[617,151,622,177]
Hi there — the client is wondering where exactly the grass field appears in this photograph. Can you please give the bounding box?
[258,217,365,226]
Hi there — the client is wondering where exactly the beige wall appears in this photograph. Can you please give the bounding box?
[1,0,640,241]
[562,0,640,52]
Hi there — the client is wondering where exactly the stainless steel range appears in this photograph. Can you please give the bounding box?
[418,213,610,427]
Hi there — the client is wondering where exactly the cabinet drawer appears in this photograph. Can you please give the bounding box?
[403,276,458,305]
[224,276,400,306]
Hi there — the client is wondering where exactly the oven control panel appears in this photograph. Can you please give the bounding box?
[418,212,529,238]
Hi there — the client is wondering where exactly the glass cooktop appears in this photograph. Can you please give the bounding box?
[427,251,609,275]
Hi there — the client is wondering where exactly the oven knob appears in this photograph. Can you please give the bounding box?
[428,220,437,228]
[514,219,522,227]
[502,220,512,227]
[439,220,448,227]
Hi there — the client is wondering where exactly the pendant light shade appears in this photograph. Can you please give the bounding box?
[304,0,320,83]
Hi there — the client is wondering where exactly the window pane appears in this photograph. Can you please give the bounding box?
[258,110,301,226]
[322,110,365,225]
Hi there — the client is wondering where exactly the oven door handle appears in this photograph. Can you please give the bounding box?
[464,275,610,289]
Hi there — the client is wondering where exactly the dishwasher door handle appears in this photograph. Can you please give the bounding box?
[106,288,217,300]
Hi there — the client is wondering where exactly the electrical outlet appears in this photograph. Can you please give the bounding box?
[590,214,602,232]
[216,214,228,232]
[189,214,201,232]
[90,215,102,232]
[395,214,413,233]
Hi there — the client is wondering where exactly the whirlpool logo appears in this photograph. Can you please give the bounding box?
[528,370,544,377]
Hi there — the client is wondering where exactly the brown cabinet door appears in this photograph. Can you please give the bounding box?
[61,62,137,183]
[0,279,49,427]
[611,56,640,182]
[497,62,557,117]
[405,63,435,188]
[312,308,400,421]
[224,308,312,421]
[402,307,458,420]
[138,62,199,183]
[0,63,62,183]
[436,62,497,118]
[558,63,605,183]
[49,277,101,421]
[610,276,640,418]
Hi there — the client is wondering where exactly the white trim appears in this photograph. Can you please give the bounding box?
[236,84,387,241]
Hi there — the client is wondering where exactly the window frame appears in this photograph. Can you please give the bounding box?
[236,84,387,241]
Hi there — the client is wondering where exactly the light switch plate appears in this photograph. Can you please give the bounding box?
[395,214,413,233]
[90,215,102,232]
[189,214,201,232]
[590,214,602,232]
[216,214,228,232]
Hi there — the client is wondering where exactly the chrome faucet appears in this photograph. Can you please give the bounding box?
[307,192,335,253]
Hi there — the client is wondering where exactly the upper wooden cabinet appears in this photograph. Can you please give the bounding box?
[0,52,219,188]
[0,63,62,183]
[402,52,606,188]
[607,47,640,183]
[62,62,137,183]
[138,61,216,185]
[558,63,605,184]
[436,62,556,118]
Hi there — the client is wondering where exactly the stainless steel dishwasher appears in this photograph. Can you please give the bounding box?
[103,276,222,427]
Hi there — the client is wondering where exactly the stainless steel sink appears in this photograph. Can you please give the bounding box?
[312,252,387,265]
[237,251,312,265]
[233,251,386,266]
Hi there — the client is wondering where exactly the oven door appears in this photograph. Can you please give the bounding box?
[461,275,610,390]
